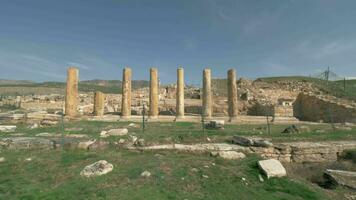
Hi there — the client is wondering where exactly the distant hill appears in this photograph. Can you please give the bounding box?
[0,79,35,85]
[0,79,150,95]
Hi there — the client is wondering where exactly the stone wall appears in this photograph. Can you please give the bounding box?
[294,93,356,123]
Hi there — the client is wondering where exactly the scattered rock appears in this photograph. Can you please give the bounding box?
[28,123,39,129]
[128,123,137,128]
[0,157,5,162]
[40,120,58,126]
[232,136,273,147]
[78,140,96,150]
[211,151,246,160]
[191,168,198,172]
[80,160,113,177]
[65,127,84,132]
[25,157,32,161]
[232,136,254,146]
[35,132,58,137]
[141,170,151,177]
[134,139,145,147]
[0,137,54,150]
[258,159,287,178]
[129,135,138,144]
[258,174,264,182]
[101,128,128,138]
[118,139,126,144]
[0,125,16,132]
[202,174,209,179]
[324,169,356,190]
[281,125,299,134]
[65,134,89,139]
[205,120,224,129]
[88,141,110,151]
[335,126,353,131]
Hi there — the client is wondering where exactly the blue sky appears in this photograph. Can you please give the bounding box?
[0,0,355,84]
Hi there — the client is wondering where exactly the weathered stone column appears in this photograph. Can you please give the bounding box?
[149,68,159,118]
[65,67,79,117]
[94,91,105,116]
[121,67,132,118]
[202,68,212,118]
[176,67,184,119]
[227,69,238,120]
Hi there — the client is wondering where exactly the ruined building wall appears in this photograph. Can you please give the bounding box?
[294,93,356,123]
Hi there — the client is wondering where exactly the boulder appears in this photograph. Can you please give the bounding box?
[101,128,128,138]
[0,125,16,132]
[88,141,110,151]
[211,151,246,160]
[134,139,145,147]
[258,159,287,178]
[0,157,5,162]
[78,140,96,150]
[281,125,299,134]
[205,120,225,129]
[80,160,113,177]
[324,169,356,190]
[232,136,254,146]
[40,120,58,126]
[141,170,151,178]
[232,136,273,147]
[28,123,39,129]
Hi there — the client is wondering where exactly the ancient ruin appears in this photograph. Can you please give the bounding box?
[65,67,78,117]
[121,68,132,119]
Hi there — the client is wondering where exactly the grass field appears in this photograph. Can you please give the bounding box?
[0,149,329,200]
[3,121,356,145]
[1,120,355,199]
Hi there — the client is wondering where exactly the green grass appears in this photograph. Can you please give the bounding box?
[0,149,329,200]
[3,121,356,145]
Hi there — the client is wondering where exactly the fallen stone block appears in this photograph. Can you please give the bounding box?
[258,159,287,178]
[80,160,113,177]
[0,125,16,132]
[100,128,128,138]
[211,151,246,160]
[324,169,356,190]
[205,120,225,129]
[78,140,96,150]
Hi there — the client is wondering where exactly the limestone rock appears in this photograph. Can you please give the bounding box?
[40,120,58,126]
[134,139,145,147]
[0,137,54,150]
[88,141,110,150]
[80,160,113,177]
[101,128,128,138]
[205,120,225,129]
[281,125,299,134]
[232,136,273,147]
[324,169,356,190]
[0,125,16,132]
[258,159,287,178]
[0,157,5,162]
[211,151,246,160]
[141,170,151,178]
[78,140,96,150]
[28,123,39,129]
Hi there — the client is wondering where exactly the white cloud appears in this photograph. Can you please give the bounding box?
[67,62,90,70]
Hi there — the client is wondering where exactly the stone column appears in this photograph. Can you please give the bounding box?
[227,69,238,120]
[121,67,132,118]
[176,67,184,118]
[149,68,159,118]
[202,68,212,118]
[65,67,79,117]
[94,91,105,116]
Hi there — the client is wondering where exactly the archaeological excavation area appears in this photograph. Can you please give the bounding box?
[1,67,356,200]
